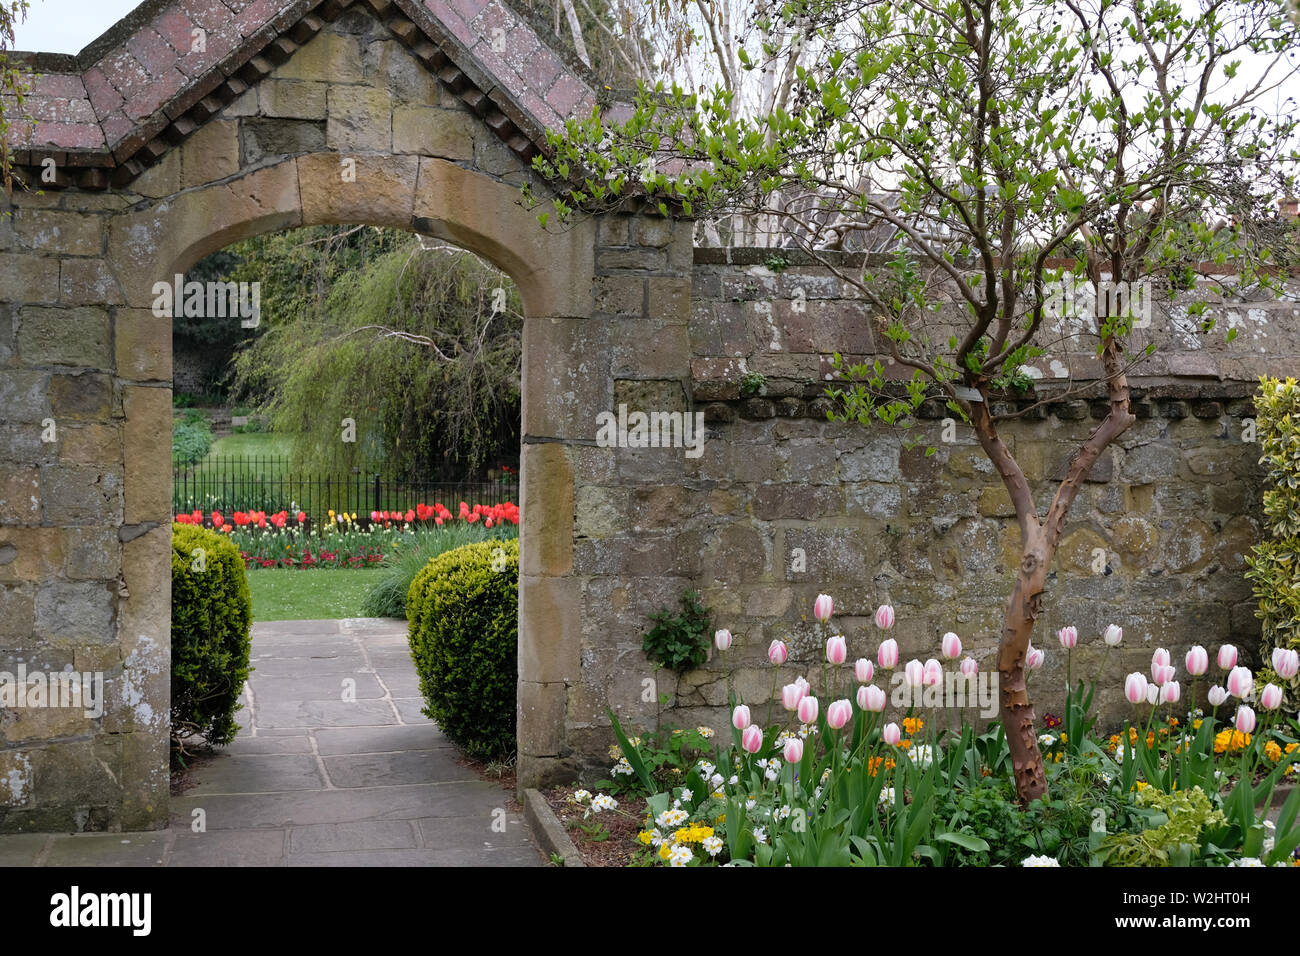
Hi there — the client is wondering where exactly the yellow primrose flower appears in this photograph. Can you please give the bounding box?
[637,831,654,846]
[658,843,672,860]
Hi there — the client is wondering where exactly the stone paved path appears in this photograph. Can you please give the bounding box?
[0,619,544,867]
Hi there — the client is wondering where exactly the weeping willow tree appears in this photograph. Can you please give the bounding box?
[228,228,522,481]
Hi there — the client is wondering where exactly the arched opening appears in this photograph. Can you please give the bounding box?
[100,150,594,829]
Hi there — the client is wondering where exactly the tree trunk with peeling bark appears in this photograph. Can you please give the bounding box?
[970,337,1136,807]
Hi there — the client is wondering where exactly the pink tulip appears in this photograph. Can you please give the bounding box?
[1153,664,1176,687]
[797,695,819,724]
[1125,672,1148,705]
[1145,683,1159,706]
[1026,645,1044,670]
[875,604,895,630]
[826,699,853,730]
[1057,626,1077,649]
[813,594,834,623]
[1185,645,1208,677]
[1273,647,1299,680]
[941,632,962,660]
[781,683,805,712]
[1207,685,1229,708]
[826,635,847,666]
[1227,666,1253,699]
[731,704,751,731]
[858,684,886,712]
[1103,624,1123,647]
[794,676,810,697]
[1151,648,1170,679]
[741,724,764,754]
[1234,705,1256,735]
[714,629,733,651]
[768,640,788,666]
[783,737,804,764]
[923,658,943,687]
[882,722,902,746]
[904,659,924,687]
[878,638,899,669]
[855,658,874,683]
[1217,644,1237,671]
[1161,681,1180,705]
[1260,683,1283,710]
[959,657,978,677]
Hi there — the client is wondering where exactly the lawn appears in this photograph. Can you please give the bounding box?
[246,568,393,621]
[207,433,294,459]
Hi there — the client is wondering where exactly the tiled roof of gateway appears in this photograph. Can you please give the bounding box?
[4,0,603,189]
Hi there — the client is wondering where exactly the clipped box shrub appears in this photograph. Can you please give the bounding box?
[407,539,519,757]
[171,522,253,747]
[1245,377,1300,707]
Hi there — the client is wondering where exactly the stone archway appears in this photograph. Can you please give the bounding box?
[2,0,695,832]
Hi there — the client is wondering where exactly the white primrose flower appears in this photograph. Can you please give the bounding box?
[752,827,768,844]
[1021,855,1061,867]
[702,836,724,857]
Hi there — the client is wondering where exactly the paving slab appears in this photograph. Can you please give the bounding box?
[323,749,479,788]
[0,618,544,868]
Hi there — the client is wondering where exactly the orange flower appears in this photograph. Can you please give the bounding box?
[903,717,924,735]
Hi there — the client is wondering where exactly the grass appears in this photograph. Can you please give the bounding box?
[207,433,294,459]
[246,567,391,621]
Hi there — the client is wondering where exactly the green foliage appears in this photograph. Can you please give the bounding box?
[406,539,519,757]
[532,0,1298,426]
[172,414,214,464]
[229,228,522,480]
[1246,377,1300,707]
[361,522,519,618]
[598,715,714,797]
[0,2,32,200]
[738,370,766,397]
[1095,786,1227,867]
[642,590,711,674]
[170,523,253,747]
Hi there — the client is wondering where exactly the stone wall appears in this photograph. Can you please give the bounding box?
[4,0,1299,829]
[0,0,605,830]
[564,243,1299,779]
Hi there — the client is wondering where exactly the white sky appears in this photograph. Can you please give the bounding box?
[12,0,143,55]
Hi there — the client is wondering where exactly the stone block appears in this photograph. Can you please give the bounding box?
[0,467,40,524]
[115,310,171,381]
[275,31,363,83]
[326,86,393,152]
[122,386,172,525]
[180,119,241,188]
[0,253,60,305]
[50,371,113,421]
[40,464,123,526]
[258,78,328,119]
[16,307,112,368]
[392,106,473,159]
[35,580,116,645]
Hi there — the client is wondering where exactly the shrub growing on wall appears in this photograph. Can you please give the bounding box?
[407,539,519,757]
[171,523,254,747]
[1245,377,1300,707]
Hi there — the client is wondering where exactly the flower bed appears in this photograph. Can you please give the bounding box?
[572,596,1300,867]
[173,501,519,569]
